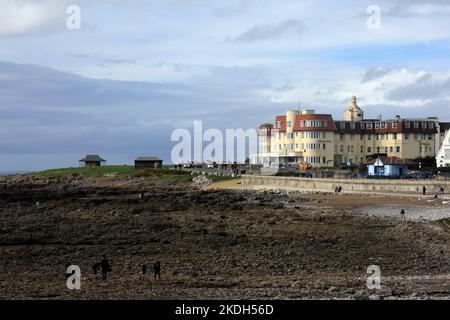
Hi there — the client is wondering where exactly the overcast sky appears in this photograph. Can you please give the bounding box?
[1,0,450,171]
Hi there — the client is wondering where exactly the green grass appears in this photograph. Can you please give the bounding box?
[33,165,135,177]
[32,165,238,183]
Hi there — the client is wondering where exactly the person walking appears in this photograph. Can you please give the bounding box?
[100,255,111,281]
[139,263,148,281]
[422,185,427,195]
[400,209,406,220]
[153,261,161,281]
[439,186,444,195]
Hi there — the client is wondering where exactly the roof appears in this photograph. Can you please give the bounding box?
[135,156,162,161]
[368,156,415,166]
[440,122,450,131]
[79,155,106,162]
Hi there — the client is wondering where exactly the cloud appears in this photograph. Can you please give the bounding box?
[362,67,392,82]
[386,72,450,101]
[0,0,65,36]
[231,19,305,43]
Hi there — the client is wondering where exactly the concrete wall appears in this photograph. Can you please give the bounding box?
[241,175,450,194]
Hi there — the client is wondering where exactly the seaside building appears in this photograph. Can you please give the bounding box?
[436,130,450,168]
[134,156,163,169]
[79,155,106,167]
[256,96,449,168]
[367,156,413,178]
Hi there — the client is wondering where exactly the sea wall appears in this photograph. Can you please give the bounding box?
[241,175,450,194]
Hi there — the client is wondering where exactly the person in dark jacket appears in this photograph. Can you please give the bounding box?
[153,261,161,281]
[139,263,148,281]
[100,255,111,281]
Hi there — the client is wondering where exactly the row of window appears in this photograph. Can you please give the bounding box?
[305,156,325,164]
[272,131,327,139]
[278,143,327,151]
[339,133,434,141]
[338,121,435,130]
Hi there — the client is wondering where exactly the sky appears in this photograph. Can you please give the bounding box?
[1,0,450,171]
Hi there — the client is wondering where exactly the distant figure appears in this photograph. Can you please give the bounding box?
[334,186,339,194]
[422,186,427,195]
[434,193,440,200]
[92,262,101,278]
[400,209,406,219]
[439,186,444,195]
[153,261,161,281]
[139,263,148,281]
[338,186,343,194]
[100,255,111,281]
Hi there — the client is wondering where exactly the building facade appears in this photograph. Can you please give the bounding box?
[436,130,450,168]
[256,96,449,168]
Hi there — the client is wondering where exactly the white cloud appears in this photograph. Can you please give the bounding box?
[0,0,64,36]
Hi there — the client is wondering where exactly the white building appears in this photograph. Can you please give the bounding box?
[436,129,450,168]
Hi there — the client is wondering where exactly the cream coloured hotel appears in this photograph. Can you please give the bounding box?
[256,96,450,168]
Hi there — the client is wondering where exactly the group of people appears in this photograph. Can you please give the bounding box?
[139,261,161,281]
[92,255,112,281]
[421,185,445,199]
[421,185,444,196]
[91,256,162,282]
[334,186,343,194]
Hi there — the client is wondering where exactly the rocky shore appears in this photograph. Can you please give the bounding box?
[0,174,448,299]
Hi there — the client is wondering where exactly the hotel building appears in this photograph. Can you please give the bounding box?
[256,96,450,168]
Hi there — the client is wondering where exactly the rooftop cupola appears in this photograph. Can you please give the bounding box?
[343,96,364,121]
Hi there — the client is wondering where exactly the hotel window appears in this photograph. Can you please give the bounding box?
[377,147,380,153]
[275,121,282,128]
[429,122,434,128]
[300,120,305,127]
[295,144,299,149]
[361,146,364,153]
[390,146,393,153]
[361,123,365,129]
[323,143,326,150]
[428,134,433,140]
[367,123,373,129]
[393,133,397,140]
[301,132,304,139]
[340,134,344,140]
[340,122,345,129]
[375,122,380,129]
[340,145,344,153]
[414,122,419,128]
[350,122,356,129]
[406,121,411,128]
[376,134,380,140]
[287,121,292,128]
[323,132,326,139]
[392,121,398,128]
[381,122,387,129]
[367,134,372,140]
[396,146,401,153]
[422,122,428,129]
[360,134,364,140]
[385,147,388,153]
[405,133,409,140]
[367,147,372,153]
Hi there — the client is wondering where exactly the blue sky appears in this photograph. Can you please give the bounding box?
[1,0,450,171]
